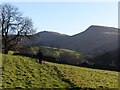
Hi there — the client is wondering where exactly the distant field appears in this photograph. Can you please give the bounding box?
[17,46,83,65]
[19,45,81,59]
[2,53,119,89]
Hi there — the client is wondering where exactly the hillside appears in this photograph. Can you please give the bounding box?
[20,25,119,54]
[2,53,119,89]
[2,54,70,88]
[21,31,69,47]
[67,25,118,53]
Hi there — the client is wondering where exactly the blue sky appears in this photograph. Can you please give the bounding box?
[1,2,118,35]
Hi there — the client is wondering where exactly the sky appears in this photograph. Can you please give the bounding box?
[0,1,118,35]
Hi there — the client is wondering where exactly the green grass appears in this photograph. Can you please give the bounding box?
[2,54,69,88]
[2,53,119,89]
[19,45,81,58]
[48,62,119,89]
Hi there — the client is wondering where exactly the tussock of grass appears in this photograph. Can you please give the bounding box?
[2,54,119,89]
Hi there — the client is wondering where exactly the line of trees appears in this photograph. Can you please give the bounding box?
[0,3,36,54]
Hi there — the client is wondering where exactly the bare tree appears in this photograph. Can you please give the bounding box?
[0,3,35,54]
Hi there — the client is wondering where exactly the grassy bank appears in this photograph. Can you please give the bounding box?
[2,54,119,89]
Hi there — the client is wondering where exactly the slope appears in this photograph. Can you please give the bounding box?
[2,54,70,88]
[20,25,119,54]
[2,54,119,89]
[67,25,118,53]
[21,31,69,47]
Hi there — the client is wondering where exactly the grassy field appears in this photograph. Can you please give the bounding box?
[48,62,119,89]
[2,54,70,88]
[2,53,119,89]
[18,45,81,59]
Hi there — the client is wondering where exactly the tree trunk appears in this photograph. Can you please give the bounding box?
[3,45,9,54]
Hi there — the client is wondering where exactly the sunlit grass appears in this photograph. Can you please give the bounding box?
[30,46,81,58]
[2,53,119,89]
[2,54,69,88]
[48,62,119,89]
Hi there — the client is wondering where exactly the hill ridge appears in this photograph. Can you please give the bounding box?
[20,25,119,54]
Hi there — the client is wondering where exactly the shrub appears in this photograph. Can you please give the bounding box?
[59,51,80,65]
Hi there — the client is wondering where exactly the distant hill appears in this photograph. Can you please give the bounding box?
[65,25,119,54]
[21,31,69,47]
[21,25,119,54]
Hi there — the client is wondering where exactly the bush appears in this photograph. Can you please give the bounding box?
[59,51,80,65]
